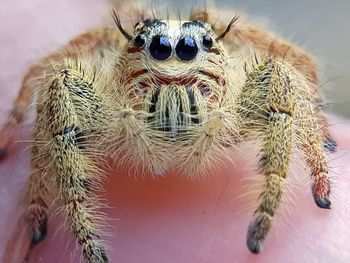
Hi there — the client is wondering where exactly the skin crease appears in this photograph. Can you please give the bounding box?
[1,0,350,262]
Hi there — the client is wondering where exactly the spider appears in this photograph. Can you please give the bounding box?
[0,1,336,262]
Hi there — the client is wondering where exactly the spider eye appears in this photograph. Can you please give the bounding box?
[202,35,213,49]
[149,35,172,61]
[176,37,198,61]
[134,34,146,48]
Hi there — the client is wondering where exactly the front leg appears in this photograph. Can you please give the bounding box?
[247,110,292,253]
[238,58,306,253]
[38,61,107,262]
[51,128,107,263]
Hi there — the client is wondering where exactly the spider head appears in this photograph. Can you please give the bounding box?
[113,12,232,77]
[113,13,237,135]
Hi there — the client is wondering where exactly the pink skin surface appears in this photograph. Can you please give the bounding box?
[1,1,350,262]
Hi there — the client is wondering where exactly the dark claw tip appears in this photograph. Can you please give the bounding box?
[314,196,331,209]
[324,137,337,152]
[31,232,46,245]
[31,229,47,245]
[247,238,262,254]
[30,221,48,245]
[0,148,8,160]
[101,249,109,263]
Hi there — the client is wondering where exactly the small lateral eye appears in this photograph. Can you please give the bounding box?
[202,35,213,49]
[134,34,146,48]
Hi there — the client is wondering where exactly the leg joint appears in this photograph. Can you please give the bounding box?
[53,125,85,149]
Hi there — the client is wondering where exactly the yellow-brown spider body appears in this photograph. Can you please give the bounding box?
[0,3,335,263]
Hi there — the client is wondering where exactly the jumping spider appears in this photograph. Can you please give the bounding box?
[0,2,336,263]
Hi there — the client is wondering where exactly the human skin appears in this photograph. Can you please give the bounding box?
[1,1,350,263]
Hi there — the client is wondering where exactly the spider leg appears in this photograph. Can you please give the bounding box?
[229,21,337,153]
[190,8,336,153]
[0,28,124,160]
[25,145,50,245]
[23,93,59,253]
[29,62,108,263]
[246,111,292,253]
[238,58,300,253]
[295,100,332,208]
[178,110,227,176]
[0,64,39,159]
[22,139,52,263]
[51,127,107,263]
[108,106,172,175]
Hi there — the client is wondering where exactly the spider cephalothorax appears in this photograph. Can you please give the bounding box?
[104,16,240,175]
[0,2,335,262]
[116,17,231,131]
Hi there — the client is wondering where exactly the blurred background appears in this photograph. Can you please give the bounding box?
[0,0,349,118]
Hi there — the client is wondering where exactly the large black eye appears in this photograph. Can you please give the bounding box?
[202,35,213,49]
[149,35,172,61]
[134,34,146,48]
[176,37,198,61]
